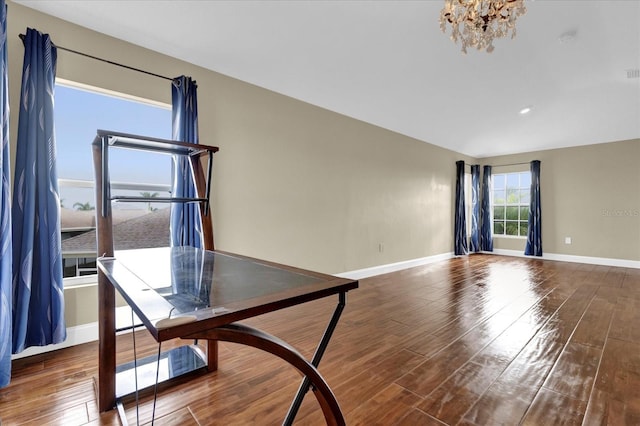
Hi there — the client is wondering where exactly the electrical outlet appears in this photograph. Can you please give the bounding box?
[565,237,572,244]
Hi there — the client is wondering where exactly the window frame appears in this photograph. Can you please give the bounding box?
[56,79,172,288]
[491,171,531,239]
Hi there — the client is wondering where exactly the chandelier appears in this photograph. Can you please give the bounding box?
[439,0,527,53]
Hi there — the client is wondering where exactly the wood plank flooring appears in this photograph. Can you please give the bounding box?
[1,254,640,425]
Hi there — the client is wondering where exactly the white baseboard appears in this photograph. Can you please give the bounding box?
[336,249,640,281]
[490,249,640,269]
[11,322,98,360]
[335,252,455,280]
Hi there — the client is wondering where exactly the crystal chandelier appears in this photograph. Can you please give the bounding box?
[439,0,527,53]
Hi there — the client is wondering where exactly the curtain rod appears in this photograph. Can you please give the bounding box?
[490,161,531,168]
[461,161,531,169]
[19,33,173,82]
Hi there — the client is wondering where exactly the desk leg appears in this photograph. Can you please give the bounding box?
[207,339,218,371]
[283,291,346,425]
[98,271,116,412]
[187,323,345,426]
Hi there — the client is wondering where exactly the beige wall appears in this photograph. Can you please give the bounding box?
[482,139,640,261]
[6,1,462,278]
[212,86,466,272]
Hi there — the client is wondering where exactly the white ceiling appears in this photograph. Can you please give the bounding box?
[14,0,640,158]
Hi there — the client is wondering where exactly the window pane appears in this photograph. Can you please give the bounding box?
[519,206,529,220]
[506,206,519,220]
[519,221,529,237]
[520,172,531,188]
[520,189,530,204]
[494,205,505,220]
[505,221,519,236]
[506,188,519,204]
[493,174,505,190]
[494,221,504,235]
[506,173,519,189]
[62,257,97,278]
[63,258,77,278]
[56,84,171,183]
[493,189,505,205]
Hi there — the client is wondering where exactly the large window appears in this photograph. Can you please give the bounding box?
[492,171,531,237]
[55,80,172,284]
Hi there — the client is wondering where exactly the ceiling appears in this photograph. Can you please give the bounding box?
[14,0,640,158]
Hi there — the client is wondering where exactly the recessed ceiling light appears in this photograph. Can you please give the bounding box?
[558,29,577,43]
[519,106,532,115]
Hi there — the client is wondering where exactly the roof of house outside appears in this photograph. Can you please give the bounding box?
[61,207,170,254]
[61,207,149,230]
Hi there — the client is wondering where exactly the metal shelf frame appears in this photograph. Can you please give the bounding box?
[92,129,219,413]
[93,129,218,218]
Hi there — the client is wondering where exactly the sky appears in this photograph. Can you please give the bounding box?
[55,83,173,210]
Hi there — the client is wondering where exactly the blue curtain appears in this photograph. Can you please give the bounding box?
[454,160,468,255]
[0,0,11,388]
[469,165,480,252]
[11,28,65,353]
[480,165,493,251]
[525,160,542,256]
[170,76,203,248]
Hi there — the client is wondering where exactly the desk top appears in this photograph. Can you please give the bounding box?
[98,247,358,341]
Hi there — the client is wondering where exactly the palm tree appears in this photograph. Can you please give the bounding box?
[139,192,159,211]
[73,201,94,211]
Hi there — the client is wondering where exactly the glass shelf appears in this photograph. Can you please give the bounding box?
[110,196,208,204]
[115,345,207,399]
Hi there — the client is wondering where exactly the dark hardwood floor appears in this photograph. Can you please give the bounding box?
[1,254,639,425]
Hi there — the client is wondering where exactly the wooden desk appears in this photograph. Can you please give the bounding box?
[97,246,358,425]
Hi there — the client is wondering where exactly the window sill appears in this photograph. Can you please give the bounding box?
[493,235,527,240]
